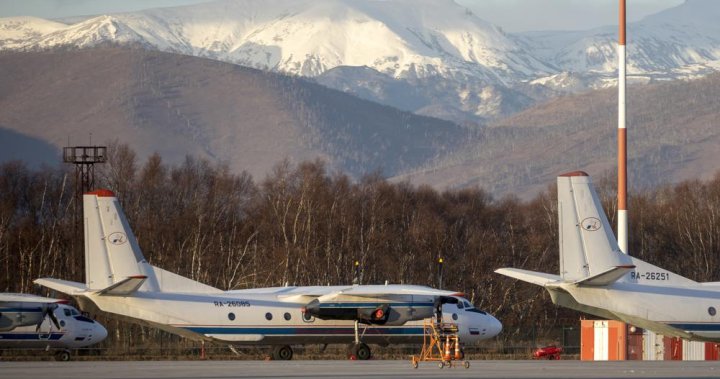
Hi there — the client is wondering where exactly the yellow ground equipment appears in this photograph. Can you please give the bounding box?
[411,319,470,369]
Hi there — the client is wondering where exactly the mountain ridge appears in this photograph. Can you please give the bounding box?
[0,47,466,179]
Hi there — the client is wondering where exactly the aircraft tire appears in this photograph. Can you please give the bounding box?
[272,345,293,360]
[350,342,371,360]
[55,350,71,362]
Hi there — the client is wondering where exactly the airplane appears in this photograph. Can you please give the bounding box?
[496,171,720,342]
[35,189,502,360]
[0,293,108,360]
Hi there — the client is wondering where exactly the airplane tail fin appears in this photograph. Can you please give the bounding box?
[557,172,633,282]
[557,172,696,286]
[84,189,148,290]
[83,190,220,294]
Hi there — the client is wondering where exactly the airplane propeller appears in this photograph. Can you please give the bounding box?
[36,303,61,331]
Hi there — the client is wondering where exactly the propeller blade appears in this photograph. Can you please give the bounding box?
[36,303,61,331]
[48,309,61,330]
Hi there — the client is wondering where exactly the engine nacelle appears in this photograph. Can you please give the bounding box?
[0,309,45,331]
[303,300,394,325]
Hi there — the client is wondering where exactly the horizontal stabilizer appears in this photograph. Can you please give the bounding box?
[34,278,88,295]
[495,268,561,287]
[97,276,147,296]
[573,265,635,286]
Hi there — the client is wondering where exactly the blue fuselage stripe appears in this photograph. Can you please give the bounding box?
[316,302,433,308]
[183,326,426,335]
[0,333,64,341]
[668,323,720,332]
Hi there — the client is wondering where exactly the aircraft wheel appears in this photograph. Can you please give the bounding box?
[438,361,445,368]
[412,360,418,369]
[272,345,293,360]
[350,342,371,360]
[464,361,470,369]
[55,350,71,362]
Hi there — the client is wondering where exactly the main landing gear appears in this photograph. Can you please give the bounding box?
[348,342,371,360]
[271,345,293,360]
[347,320,372,360]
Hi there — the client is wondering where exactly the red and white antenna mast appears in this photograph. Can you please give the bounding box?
[618,0,628,254]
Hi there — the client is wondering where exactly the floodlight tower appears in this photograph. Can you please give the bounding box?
[63,146,107,194]
[63,145,106,278]
[617,0,628,254]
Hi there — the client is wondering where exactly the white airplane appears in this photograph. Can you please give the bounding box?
[496,171,720,342]
[0,293,108,360]
[35,189,502,360]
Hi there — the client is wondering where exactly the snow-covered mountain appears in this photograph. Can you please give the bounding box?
[12,0,553,80]
[1,0,720,121]
[521,0,720,90]
[0,0,553,121]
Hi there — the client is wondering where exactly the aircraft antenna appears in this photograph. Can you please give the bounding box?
[617,0,628,254]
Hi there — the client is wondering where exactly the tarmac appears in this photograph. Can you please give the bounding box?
[2,360,720,379]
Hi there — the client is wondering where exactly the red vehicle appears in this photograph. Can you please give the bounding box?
[533,345,562,360]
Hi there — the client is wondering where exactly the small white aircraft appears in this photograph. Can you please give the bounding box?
[497,171,720,342]
[36,189,501,360]
[0,293,108,360]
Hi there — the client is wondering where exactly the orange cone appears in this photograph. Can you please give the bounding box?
[443,337,452,361]
[454,336,462,360]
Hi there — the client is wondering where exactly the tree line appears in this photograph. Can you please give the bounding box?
[1,143,719,349]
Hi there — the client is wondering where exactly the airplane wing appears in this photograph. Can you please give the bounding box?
[275,284,459,302]
[289,285,461,325]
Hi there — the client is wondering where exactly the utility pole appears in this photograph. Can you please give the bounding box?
[617,0,629,254]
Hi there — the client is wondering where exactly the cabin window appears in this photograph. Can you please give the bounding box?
[59,320,66,328]
[284,312,291,321]
[709,307,717,316]
[265,312,273,321]
[228,312,236,321]
[452,313,458,321]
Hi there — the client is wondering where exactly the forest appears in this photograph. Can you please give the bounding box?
[1,142,719,355]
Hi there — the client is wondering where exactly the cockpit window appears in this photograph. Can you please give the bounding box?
[73,315,95,324]
[71,309,79,316]
[63,308,71,317]
[463,301,472,309]
[457,302,464,309]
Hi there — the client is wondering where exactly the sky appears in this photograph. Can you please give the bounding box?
[0,0,685,32]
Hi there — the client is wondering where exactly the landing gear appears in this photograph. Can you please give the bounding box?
[271,345,293,360]
[348,342,372,360]
[347,320,372,360]
[55,350,71,361]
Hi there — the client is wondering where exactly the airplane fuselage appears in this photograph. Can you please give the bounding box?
[0,304,107,349]
[550,281,720,342]
[80,287,500,345]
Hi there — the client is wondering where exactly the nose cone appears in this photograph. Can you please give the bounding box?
[487,315,502,338]
[92,322,108,344]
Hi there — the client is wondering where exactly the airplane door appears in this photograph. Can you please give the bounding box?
[593,321,608,361]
